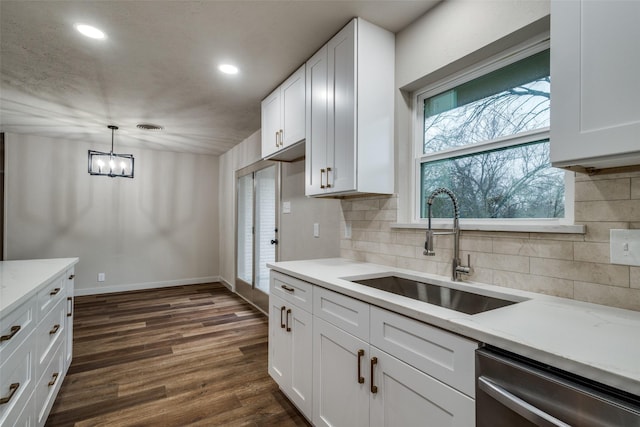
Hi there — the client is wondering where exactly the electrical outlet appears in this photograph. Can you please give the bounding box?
[345,222,352,239]
[98,272,106,282]
[282,201,291,214]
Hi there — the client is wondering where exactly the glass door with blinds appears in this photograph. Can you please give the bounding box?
[236,161,279,313]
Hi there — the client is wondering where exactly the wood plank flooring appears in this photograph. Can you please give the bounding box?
[45,283,311,427]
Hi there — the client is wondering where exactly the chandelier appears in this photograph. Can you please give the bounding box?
[88,125,134,178]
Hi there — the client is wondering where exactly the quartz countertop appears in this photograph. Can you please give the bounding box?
[0,258,79,314]
[268,257,640,396]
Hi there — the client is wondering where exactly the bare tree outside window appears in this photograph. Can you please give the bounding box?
[419,50,564,219]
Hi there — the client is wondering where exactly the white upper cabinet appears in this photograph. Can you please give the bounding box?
[306,18,395,196]
[550,0,640,171]
[261,65,306,161]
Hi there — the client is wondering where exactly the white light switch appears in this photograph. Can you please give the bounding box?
[610,229,640,266]
[282,201,291,214]
[313,223,319,238]
[98,272,106,282]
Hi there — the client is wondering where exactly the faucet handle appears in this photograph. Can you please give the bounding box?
[423,230,436,256]
[456,254,474,275]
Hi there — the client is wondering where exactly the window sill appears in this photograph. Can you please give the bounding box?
[390,222,586,234]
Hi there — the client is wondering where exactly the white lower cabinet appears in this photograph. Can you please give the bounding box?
[269,271,478,426]
[0,262,76,427]
[268,292,313,417]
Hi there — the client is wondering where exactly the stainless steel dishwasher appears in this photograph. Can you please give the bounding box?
[476,346,640,426]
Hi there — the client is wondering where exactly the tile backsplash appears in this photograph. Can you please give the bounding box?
[339,171,640,311]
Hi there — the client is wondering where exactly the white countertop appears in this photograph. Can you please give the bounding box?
[268,257,640,396]
[0,258,79,314]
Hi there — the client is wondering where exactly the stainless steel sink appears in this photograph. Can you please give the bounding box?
[351,275,518,315]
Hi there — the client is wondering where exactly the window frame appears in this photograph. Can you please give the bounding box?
[410,36,575,229]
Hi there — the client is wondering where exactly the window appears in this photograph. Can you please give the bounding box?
[415,43,566,223]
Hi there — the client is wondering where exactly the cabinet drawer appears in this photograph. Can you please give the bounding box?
[0,298,36,362]
[370,306,478,398]
[271,272,313,312]
[35,341,65,427]
[314,287,369,342]
[35,298,66,378]
[0,331,36,427]
[37,274,65,320]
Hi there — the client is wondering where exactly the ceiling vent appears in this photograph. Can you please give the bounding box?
[136,123,163,131]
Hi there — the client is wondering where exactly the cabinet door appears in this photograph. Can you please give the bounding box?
[64,268,75,372]
[289,304,313,417]
[261,88,282,158]
[281,65,306,148]
[305,45,329,196]
[313,318,369,427]
[268,295,291,388]
[369,348,475,427]
[550,0,640,169]
[327,19,356,194]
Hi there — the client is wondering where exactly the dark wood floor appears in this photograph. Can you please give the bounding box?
[46,283,311,427]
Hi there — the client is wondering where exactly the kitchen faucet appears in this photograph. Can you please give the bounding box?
[424,187,472,281]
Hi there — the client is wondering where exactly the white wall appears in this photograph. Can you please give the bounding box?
[5,133,220,294]
[280,160,340,261]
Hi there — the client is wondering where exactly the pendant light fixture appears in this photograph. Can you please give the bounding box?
[88,125,134,178]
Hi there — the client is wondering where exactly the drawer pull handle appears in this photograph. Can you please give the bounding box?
[68,274,75,280]
[0,383,19,405]
[50,287,61,296]
[281,285,295,293]
[50,324,60,335]
[0,325,21,342]
[357,349,365,384]
[370,357,378,394]
[67,297,73,317]
[286,308,292,332]
[48,373,59,387]
[280,306,286,329]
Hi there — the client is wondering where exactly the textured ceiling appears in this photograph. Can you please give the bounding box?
[0,1,439,155]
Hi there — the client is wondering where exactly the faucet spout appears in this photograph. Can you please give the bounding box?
[423,187,471,281]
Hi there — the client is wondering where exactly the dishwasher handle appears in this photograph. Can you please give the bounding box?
[478,376,571,427]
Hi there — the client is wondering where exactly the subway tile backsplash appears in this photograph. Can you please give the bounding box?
[339,171,640,311]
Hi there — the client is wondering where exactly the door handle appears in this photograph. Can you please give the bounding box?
[320,168,326,189]
[270,239,278,245]
[0,325,21,342]
[370,357,378,393]
[357,349,365,384]
[285,309,292,332]
[326,167,332,188]
[478,376,570,427]
[0,383,19,405]
[280,306,286,329]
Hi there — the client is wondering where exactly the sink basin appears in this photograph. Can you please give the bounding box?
[351,275,518,315]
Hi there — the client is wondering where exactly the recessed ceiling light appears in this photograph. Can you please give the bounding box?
[75,24,106,40]
[218,64,239,75]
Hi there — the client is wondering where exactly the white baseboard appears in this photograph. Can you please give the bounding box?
[219,276,234,292]
[75,276,221,296]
